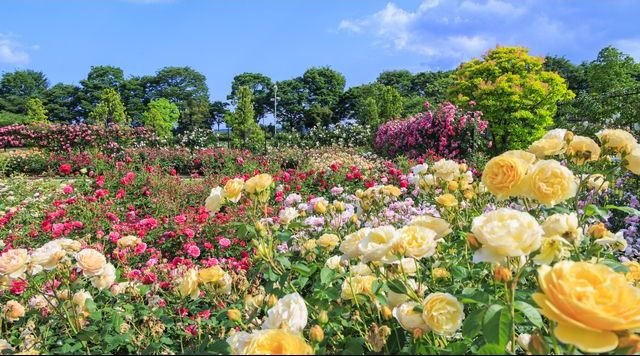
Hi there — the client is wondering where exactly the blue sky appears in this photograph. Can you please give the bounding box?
[1,0,639,102]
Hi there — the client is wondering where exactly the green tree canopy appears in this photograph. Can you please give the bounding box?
[140,98,179,139]
[25,97,48,122]
[0,70,49,114]
[336,83,403,126]
[228,73,273,120]
[225,86,264,148]
[88,88,128,125]
[450,46,575,152]
[377,70,414,97]
[79,66,125,116]
[44,83,81,122]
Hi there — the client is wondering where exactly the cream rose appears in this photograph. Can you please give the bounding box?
[278,207,299,225]
[421,293,464,336]
[432,159,461,182]
[30,241,66,273]
[533,261,640,353]
[471,208,543,263]
[525,160,578,207]
[528,137,566,158]
[409,215,452,240]
[566,136,601,164]
[398,225,438,259]
[91,263,116,290]
[227,329,313,355]
[178,268,200,299]
[116,235,141,249]
[316,234,340,251]
[393,301,430,332]
[541,213,582,242]
[597,129,637,154]
[4,300,25,322]
[0,249,29,279]
[625,144,640,175]
[205,186,224,213]
[224,178,244,203]
[262,293,308,333]
[341,275,376,300]
[357,225,400,263]
[481,150,536,199]
[75,248,107,277]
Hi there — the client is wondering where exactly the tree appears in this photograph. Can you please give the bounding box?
[377,70,414,96]
[302,67,346,109]
[228,73,273,120]
[543,56,589,92]
[336,83,403,126]
[147,66,210,130]
[140,98,179,139]
[44,83,81,122]
[225,86,264,148]
[88,88,128,125]
[304,104,333,128]
[79,66,125,116]
[121,75,154,122]
[208,101,229,130]
[274,78,306,130]
[377,85,404,123]
[0,70,49,114]
[25,97,48,122]
[450,46,575,152]
[362,97,379,125]
[410,71,454,103]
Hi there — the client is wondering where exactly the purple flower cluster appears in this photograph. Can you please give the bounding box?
[374,102,488,159]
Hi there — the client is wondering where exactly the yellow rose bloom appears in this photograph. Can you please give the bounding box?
[223,178,245,203]
[624,261,640,284]
[528,137,566,158]
[524,160,578,207]
[0,249,30,280]
[228,329,313,355]
[533,261,640,353]
[3,300,25,322]
[178,268,200,300]
[198,266,226,284]
[625,144,640,175]
[409,215,452,240]
[566,136,601,164]
[421,293,464,336]
[481,150,536,199]
[316,234,340,251]
[398,225,438,259]
[341,275,376,300]
[244,173,273,194]
[75,248,107,277]
[597,129,637,154]
[436,193,458,208]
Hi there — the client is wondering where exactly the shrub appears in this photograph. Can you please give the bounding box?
[374,102,488,160]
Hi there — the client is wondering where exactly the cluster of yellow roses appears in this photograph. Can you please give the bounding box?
[177,265,232,299]
[205,173,274,213]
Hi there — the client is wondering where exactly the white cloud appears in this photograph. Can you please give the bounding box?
[459,0,526,16]
[0,34,30,66]
[338,20,362,33]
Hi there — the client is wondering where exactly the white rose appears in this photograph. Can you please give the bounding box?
[91,263,116,290]
[393,301,430,332]
[471,208,543,264]
[410,215,452,240]
[398,225,438,259]
[339,228,370,259]
[541,213,583,243]
[278,207,299,225]
[262,293,308,333]
[0,249,30,279]
[30,241,66,273]
[411,164,429,176]
[205,186,224,213]
[432,159,461,182]
[358,225,400,263]
[325,255,345,272]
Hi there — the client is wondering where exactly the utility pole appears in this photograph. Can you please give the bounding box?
[273,84,278,139]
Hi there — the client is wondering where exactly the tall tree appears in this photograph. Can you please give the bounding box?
[79,66,125,116]
[228,73,273,120]
[88,88,128,125]
[543,56,589,93]
[121,75,154,122]
[25,97,48,122]
[140,98,180,139]
[450,46,575,152]
[225,86,264,148]
[0,70,49,114]
[336,83,403,126]
[44,83,81,122]
[208,101,229,130]
[274,78,306,130]
[410,71,454,103]
[302,66,346,109]
[377,70,414,96]
[148,66,210,130]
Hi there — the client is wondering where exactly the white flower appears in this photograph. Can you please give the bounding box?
[30,241,66,273]
[541,213,583,243]
[595,231,628,251]
[205,186,224,213]
[432,159,461,182]
[91,263,116,290]
[278,207,299,225]
[411,164,429,176]
[393,301,430,332]
[543,128,568,141]
[357,225,400,263]
[262,293,308,333]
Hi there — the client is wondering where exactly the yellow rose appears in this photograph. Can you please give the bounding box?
[436,193,458,208]
[357,226,400,263]
[341,275,376,300]
[471,208,543,263]
[198,266,226,284]
[224,178,245,203]
[0,249,29,279]
[178,268,200,299]
[625,144,640,175]
[528,137,566,158]
[533,261,640,353]
[624,261,640,284]
[227,329,313,355]
[72,290,93,317]
[205,186,224,213]
[566,136,601,164]
[91,263,116,290]
[409,215,452,240]
[316,234,340,251]
[313,201,327,214]
[398,225,438,259]
[116,235,140,249]
[432,159,461,182]
[597,129,637,154]
[381,185,401,197]
[421,293,464,336]
[393,301,430,332]
[541,213,582,242]
[481,150,536,199]
[245,173,273,194]
[584,173,609,192]
[339,228,370,259]
[75,249,107,277]
[525,160,578,207]
[3,300,25,322]
[30,241,66,273]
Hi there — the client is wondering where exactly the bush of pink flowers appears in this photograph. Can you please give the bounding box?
[374,101,488,160]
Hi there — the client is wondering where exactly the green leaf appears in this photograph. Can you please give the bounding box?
[584,204,608,219]
[514,301,543,328]
[451,265,468,279]
[605,205,640,216]
[387,279,407,294]
[476,343,506,355]
[320,267,335,284]
[462,308,485,338]
[483,304,511,347]
[292,263,312,276]
[600,259,630,273]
